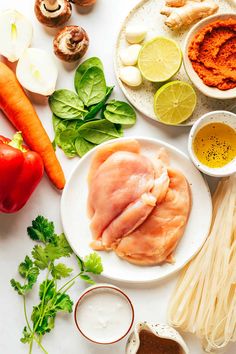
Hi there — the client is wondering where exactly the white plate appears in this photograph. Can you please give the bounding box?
[61,137,212,283]
[114,0,235,126]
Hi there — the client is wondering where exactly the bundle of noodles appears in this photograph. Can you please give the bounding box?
[169,174,236,353]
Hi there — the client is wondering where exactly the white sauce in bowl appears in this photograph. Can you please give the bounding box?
[75,285,134,344]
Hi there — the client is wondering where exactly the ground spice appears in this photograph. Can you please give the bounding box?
[188,18,236,90]
[137,329,181,354]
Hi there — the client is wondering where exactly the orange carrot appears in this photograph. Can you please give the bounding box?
[0,62,65,190]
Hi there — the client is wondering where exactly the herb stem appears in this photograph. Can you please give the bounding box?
[33,335,48,354]
[58,272,81,293]
[23,295,32,332]
[29,339,33,354]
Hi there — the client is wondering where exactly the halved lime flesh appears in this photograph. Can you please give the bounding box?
[154,81,197,125]
[138,37,182,82]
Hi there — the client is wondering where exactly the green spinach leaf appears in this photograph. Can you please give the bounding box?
[85,86,114,120]
[58,129,78,158]
[75,137,96,157]
[77,67,106,107]
[49,89,87,120]
[78,119,123,144]
[74,57,103,93]
[103,100,136,125]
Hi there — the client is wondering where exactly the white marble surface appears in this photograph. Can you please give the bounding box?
[0,0,235,353]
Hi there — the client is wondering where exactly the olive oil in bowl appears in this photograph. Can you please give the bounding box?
[193,122,236,169]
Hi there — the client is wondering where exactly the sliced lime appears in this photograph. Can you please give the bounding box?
[154,81,197,125]
[138,37,182,82]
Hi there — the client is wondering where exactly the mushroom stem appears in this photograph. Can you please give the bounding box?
[44,0,60,12]
[66,29,84,49]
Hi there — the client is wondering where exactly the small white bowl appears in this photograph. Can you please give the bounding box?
[126,322,189,354]
[183,13,236,100]
[188,110,236,177]
[74,283,134,344]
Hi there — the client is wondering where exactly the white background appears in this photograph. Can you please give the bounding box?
[0,0,235,353]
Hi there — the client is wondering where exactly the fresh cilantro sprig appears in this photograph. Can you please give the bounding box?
[10,216,103,354]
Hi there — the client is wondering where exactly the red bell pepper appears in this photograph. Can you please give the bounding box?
[0,132,44,213]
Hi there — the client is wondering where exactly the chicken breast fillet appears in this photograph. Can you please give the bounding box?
[115,167,191,265]
[88,140,169,251]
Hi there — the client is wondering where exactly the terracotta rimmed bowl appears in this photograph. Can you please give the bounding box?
[74,284,134,344]
[183,13,236,100]
[188,110,236,177]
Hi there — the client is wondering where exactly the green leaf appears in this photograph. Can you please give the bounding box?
[85,86,114,120]
[13,255,40,294]
[39,280,56,301]
[18,256,33,277]
[78,119,122,144]
[10,279,28,296]
[20,327,32,344]
[32,245,49,270]
[49,89,87,120]
[84,253,103,275]
[51,263,73,280]
[27,216,55,244]
[31,304,56,335]
[54,293,73,313]
[79,274,95,284]
[45,234,73,261]
[74,57,103,93]
[75,137,96,157]
[58,129,78,158]
[104,100,136,125]
[76,255,84,272]
[77,67,106,107]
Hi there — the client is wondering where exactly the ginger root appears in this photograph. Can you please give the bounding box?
[160,0,218,30]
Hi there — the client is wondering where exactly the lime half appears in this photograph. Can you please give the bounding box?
[138,37,182,82]
[154,81,197,125]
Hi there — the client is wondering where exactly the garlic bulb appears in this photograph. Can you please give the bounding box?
[120,66,142,87]
[120,44,142,66]
[125,25,147,44]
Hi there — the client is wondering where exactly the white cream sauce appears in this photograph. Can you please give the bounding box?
[76,288,133,343]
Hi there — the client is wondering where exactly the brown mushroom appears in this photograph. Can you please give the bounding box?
[34,0,72,27]
[53,25,89,62]
[73,0,96,6]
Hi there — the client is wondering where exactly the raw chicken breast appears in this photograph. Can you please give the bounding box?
[88,140,169,251]
[115,168,191,265]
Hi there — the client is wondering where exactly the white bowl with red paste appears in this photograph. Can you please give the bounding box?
[183,13,236,100]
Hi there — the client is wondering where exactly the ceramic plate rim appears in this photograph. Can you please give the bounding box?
[114,0,195,127]
[61,136,212,283]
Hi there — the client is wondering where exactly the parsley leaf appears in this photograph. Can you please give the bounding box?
[84,252,103,274]
[79,274,95,284]
[76,255,84,272]
[32,245,49,270]
[27,216,55,244]
[51,263,73,280]
[39,280,56,301]
[44,234,73,261]
[11,256,39,295]
[20,327,32,344]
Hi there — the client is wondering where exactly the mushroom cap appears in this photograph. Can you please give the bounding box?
[73,0,97,6]
[34,0,72,27]
[53,25,89,62]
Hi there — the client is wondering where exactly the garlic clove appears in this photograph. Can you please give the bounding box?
[125,25,147,44]
[119,66,142,87]
[0,10,33,62]
[120,44,142,66]
[16,48,58,96]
